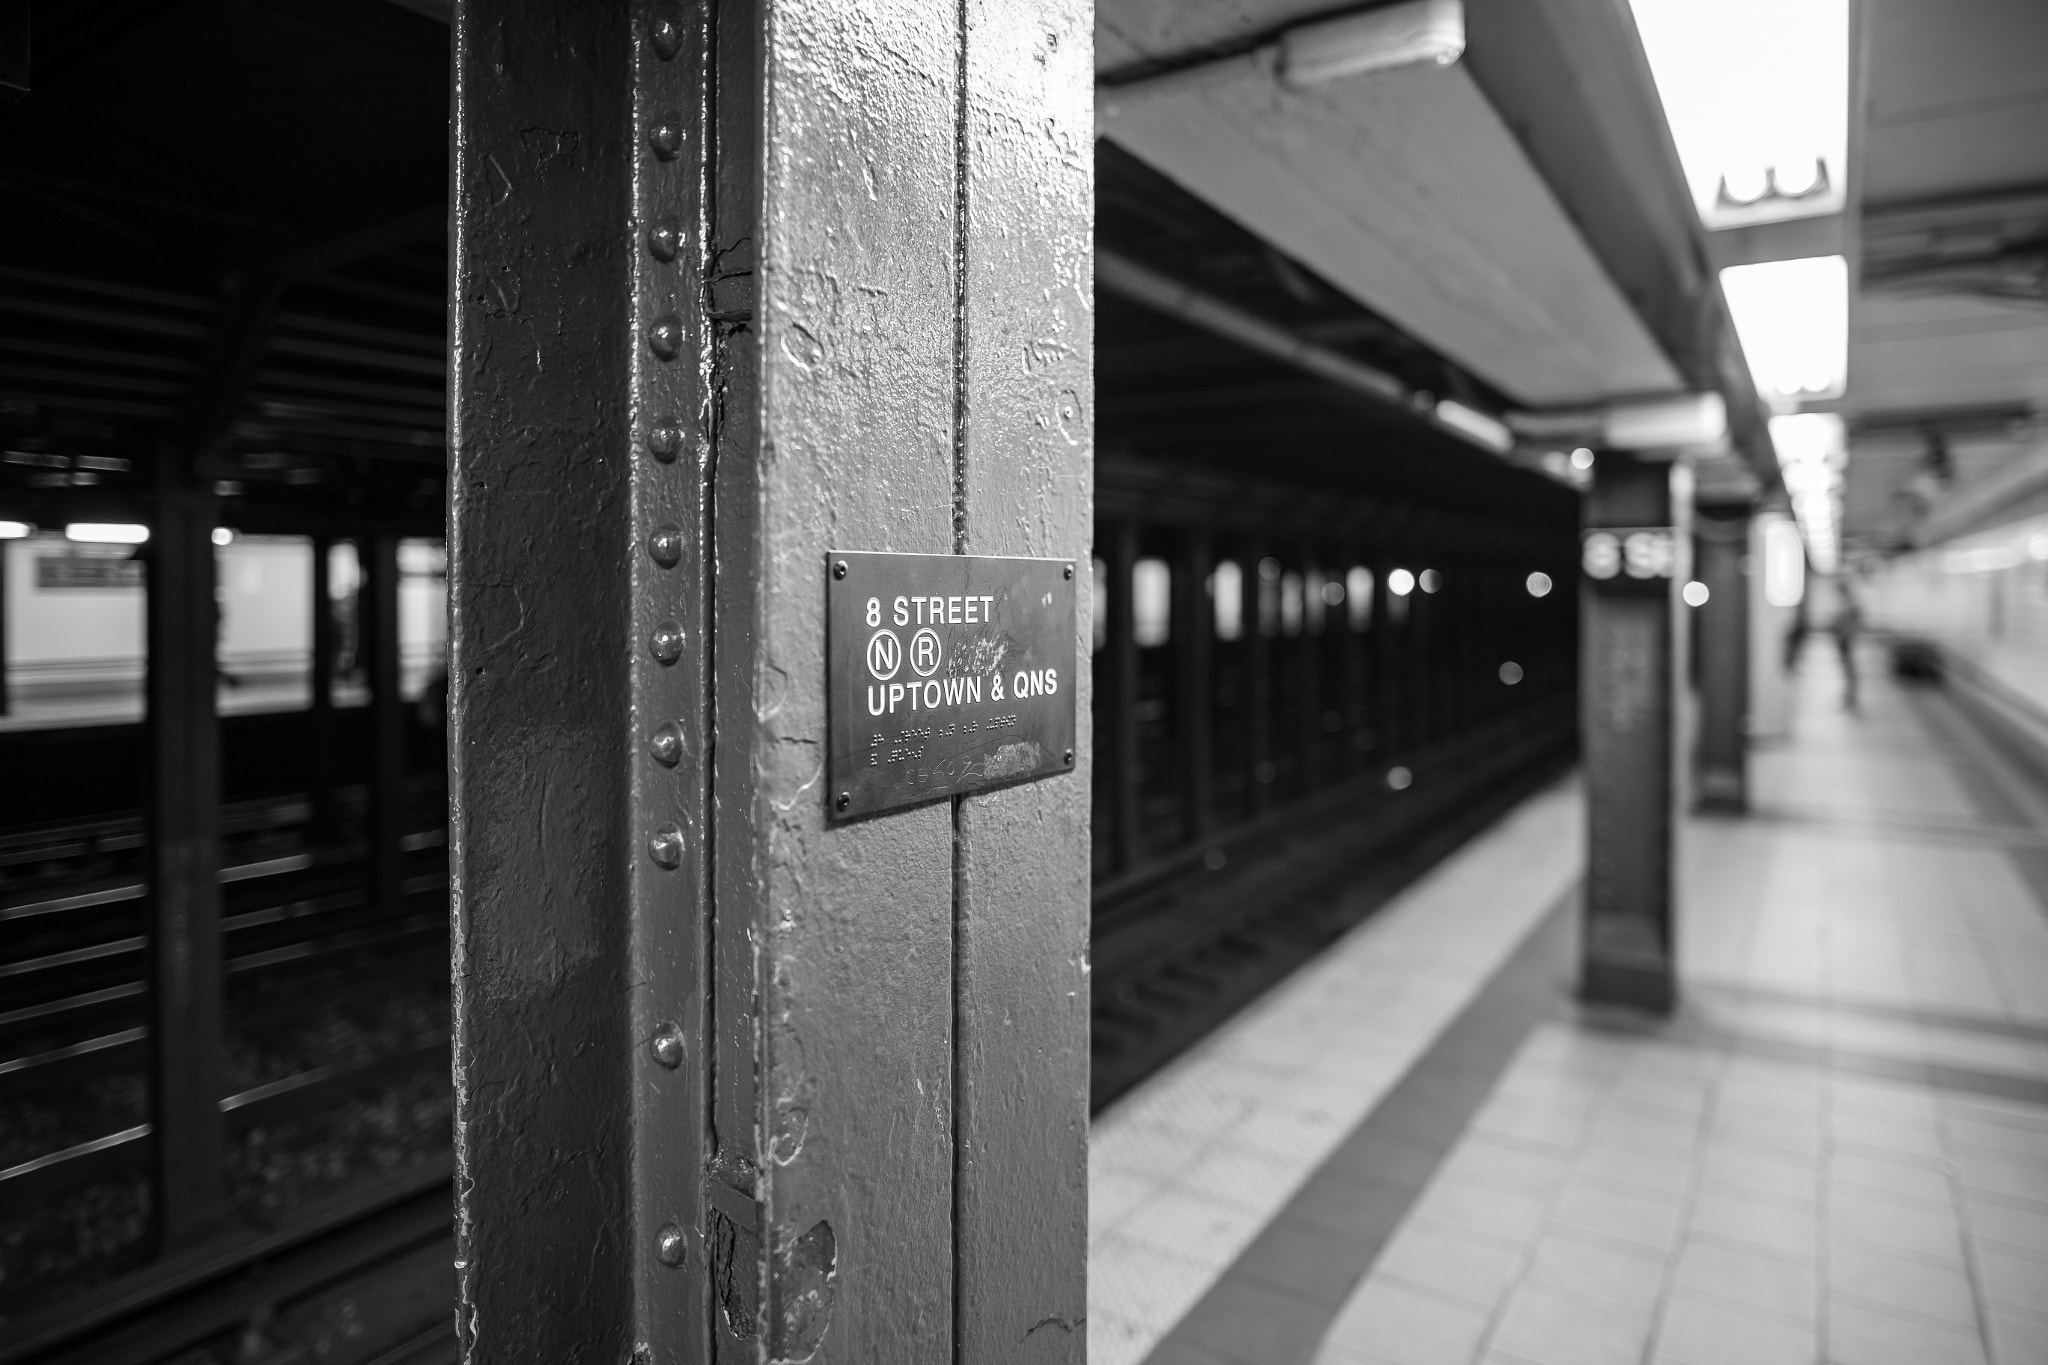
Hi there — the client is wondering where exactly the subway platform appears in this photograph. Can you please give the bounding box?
[1090,645,2048,1365]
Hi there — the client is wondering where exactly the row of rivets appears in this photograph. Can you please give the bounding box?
[646,6,691,1284]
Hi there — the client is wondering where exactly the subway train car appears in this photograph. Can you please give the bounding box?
[1865,509,2048,760]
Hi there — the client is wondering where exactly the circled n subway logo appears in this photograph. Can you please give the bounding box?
[867,629,901,681]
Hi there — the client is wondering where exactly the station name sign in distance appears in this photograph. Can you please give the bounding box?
[827,550,1077,820]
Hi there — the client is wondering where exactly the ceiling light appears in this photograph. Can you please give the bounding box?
[1388,568,1416,596]
[66,522,149,545]
[1681,581,1710,607]
[1435,399,1513,453]
[1280,0,1465,87]
[1602,393,1727,451]
[1762,518,1806,607]
[1627,0,1849,229]
[0,520,33,539]
[1723,257,1848,405]
[1570,448,1595,471]
[212,527,235,547]
[1526,571,1553,598]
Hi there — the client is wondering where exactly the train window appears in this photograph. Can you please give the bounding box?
[1210,559,1243,640]
[1347,567,1373,629]
[1303,570,1326,634]
[1132,557,1171,647]
[1092,557,1108,652]
[1258,557,1281,637]
[1280,572,1303,636]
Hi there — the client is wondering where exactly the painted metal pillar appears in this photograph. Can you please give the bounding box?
[1106,522,1140,870]
[0,538,9,716]
[1246,543,1274,811]
[1175,530,1214,841]
[1694,503,1751,811]
[1580,453,1684,1012]
[362,533,403,913]
[308,534,338,843]
[448,2,1090,1361]
[145,483,226,1249]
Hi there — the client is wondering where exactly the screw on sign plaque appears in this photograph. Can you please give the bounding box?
[827,551,1078,820]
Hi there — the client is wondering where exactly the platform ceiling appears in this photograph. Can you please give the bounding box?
[1841,0,2048,551]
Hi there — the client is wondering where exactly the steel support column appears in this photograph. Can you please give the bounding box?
[308,534,338,843]
[146,484,226,1249]
[1694,503,1751,812]
[362,533,403,914]
[0,540,9,716]
[1106,522,1140,870]
[1580,454,1683,1012]
[450,2,1089,1361]
[1174,530,1214,841]
[1246,543,1274,812]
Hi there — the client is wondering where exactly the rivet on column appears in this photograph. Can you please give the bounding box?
[649,722,684,767]
[655,1222,687,1266]
[650,1021,685,1068]
[649,825,684,869]
[647,417,682,463]
[650,17,682,61]
[649,121,682,160]
[649,525,684,567]
[650,621,685,664]
[647,220,681,262]
[648,316,681,360]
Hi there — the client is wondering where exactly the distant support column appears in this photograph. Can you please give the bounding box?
[308,534,338,843]
[1175,530,1214,841]
[146,482,226,1248]
[1694,502,1751,811]
[363,533,403,913]
[1580,453,1682,1012]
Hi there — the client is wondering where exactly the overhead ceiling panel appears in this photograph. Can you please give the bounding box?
[1098,54,1684,408]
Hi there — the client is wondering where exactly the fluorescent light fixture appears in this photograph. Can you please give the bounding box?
[1280,0,1465,87]
[1769,413,1846,573]
[1435,399,1513,453]
[1627,0,1848,229]
[1602,393,1727,451]
[1762,517,1806,607]
[0,520,32,539]
[66,522,150,545]
[1722,257,1848,405]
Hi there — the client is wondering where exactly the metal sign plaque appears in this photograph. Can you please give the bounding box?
[827,550,1077,820]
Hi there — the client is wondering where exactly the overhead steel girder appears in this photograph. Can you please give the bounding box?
[448,3,1091,1361]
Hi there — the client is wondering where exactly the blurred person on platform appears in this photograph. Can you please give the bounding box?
[1831,581,1864,711]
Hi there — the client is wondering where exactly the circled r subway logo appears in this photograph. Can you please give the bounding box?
[867,629,901,681]
[910,628,942,678]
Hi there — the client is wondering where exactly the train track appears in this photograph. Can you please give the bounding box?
[1090,700,1576,1109]
[0,790,457,1357]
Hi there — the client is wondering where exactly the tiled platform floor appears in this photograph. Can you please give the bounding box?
[1097,644,2048,1365]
